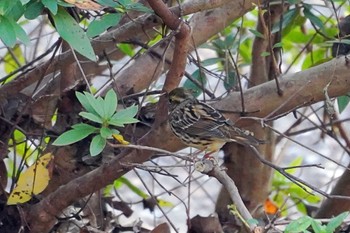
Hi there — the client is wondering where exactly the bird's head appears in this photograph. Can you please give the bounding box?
[168,88,195,106]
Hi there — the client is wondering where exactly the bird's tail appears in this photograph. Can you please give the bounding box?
[229,127,266,146]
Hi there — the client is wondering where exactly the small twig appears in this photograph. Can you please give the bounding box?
[194,159,260,232]
[264,124,350,171]
[282,164,324,170]
[70,45,92,92]
[248,145,350,200]
[228,50,246,114]
[248,145,328,197]
[0,39,62,84]
[107,142,193,162]
[133,169,179,233]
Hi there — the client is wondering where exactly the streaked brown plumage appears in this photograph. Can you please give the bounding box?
[168,87,262,157]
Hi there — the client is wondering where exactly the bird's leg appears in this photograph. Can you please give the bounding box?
[203,151,215,159]
[203,151,219,166]
[186,149,204,162]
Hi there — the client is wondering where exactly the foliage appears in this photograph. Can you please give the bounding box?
[53,90,139,156]
[285,211,349,233]
[183,69,207,97]
[270,157,321,216]
[0,0,152,61]
[103,177,174,208]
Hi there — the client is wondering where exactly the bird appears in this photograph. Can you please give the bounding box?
[168,87,263,157]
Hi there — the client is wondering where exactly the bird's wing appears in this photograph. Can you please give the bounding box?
[182,102,231,139]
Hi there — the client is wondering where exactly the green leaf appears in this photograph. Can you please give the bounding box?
[285,216,312,233]
[87,13,122,38]
[288,183,321,204]
[4,45,25,75]
[9,18,30,45]
[123,2,153,13]
[303,6,324,32]
[311,219,325,233]
[0,16,16,47]
[20,0,31,4]
[157,199,174,208]
[97,0,118,7]
[83,92,105,118]
[302,49,325,70]
[293,198,308,215]
[111,129,120,135]
[42,0,58,14]
[249,29,264,39]
[53,126,97,146]
[104,89,118,119]
[109,105,139,126]
[24,1,44,20]
[201,57,223,66]
[3,0,24,21]
[117,43,134,57]
[76,91,98,115]
[183,69,207,97]
[100,127,113,138]
[79,112,103,124]
[51,7,96,61]
[285,156,303,174]
[0,0,19,15]
[261,51,270,57]
[337,95,350,113]
[272,8,297,33]
[96,96,106,118]
[247,218,259,226]
[113,178,123,189]
[90,135,106,156]
[326,211,349,233]
[119,177,148,199]
[273,42,283,49]
[71,123,98,131]
[224,71,236,91]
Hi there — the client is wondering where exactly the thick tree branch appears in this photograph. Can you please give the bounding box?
[215,56,350,124]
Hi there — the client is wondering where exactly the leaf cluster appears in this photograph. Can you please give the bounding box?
[271,157,321,216]
[285,211,349,233]
[0,0,152,61]
[53,90,139,156]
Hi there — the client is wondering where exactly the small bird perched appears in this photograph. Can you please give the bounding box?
[168,87,262,157]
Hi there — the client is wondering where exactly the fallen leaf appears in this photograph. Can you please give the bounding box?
[7,153,54,205]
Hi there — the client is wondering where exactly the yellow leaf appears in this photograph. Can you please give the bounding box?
[112,134,130,145]
[7,153,54,205]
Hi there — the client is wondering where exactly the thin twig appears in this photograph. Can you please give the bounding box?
[107,142,193,162]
